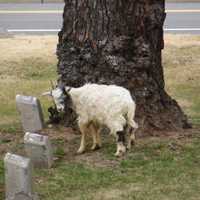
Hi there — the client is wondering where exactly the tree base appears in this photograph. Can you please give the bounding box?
[56,0,191,135]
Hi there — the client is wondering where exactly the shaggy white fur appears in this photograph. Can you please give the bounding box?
[69,84,137,134]
[43,83,138,156]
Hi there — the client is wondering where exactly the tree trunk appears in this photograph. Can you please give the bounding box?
[57,0,190,135]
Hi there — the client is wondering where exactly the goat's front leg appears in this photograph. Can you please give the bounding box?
[77,124,88,154]
[90,124,101,151]
[115,131,126,157]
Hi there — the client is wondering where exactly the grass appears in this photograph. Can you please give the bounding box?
[0,34,200,199]
[0,160,4,200]
[0,35,57,132]
[34,137,200,200]
[163,35,200,125]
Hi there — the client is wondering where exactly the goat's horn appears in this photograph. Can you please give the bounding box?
[50,80,55,89]
[41,91,52,96]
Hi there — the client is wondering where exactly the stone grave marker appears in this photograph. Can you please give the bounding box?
[16,95,44,132]
[24,132,53,168]
[4,153,39,200]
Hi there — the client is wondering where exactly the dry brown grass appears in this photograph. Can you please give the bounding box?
[163,34,200,122]
[164,34,200,89]
[164,48,200,87]
[0,35,57,61]
[0,34,200,129]
[164,35,200,47]
[0,36,58,128]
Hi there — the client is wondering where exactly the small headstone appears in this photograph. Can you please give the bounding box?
[16,95,44,132]
[24,132,53,168]
[4,153,38,200]
[14,192,35,200]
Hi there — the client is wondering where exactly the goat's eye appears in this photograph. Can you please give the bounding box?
[59,99,64,104]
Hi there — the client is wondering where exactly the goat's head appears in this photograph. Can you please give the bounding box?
[42,85,71,112]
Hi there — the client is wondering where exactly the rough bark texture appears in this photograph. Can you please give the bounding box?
[57,0,190,135]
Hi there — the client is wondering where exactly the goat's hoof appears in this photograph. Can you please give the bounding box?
[114,152,122,157]
[91,144,101,151]
[77,149,85,154]
[126,145,131,151]
[131,140,135,145]
[114,151,125,157]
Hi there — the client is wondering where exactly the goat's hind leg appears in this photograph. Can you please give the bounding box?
[96,128,102,148]
[127,127,137,150]
[115,130,126,157]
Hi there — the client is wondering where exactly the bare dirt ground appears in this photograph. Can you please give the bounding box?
[1,125,199,169]
[0,126,119,168]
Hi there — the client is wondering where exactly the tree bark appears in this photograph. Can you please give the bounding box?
[57,0,190,135]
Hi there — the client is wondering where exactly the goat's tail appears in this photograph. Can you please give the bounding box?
[127,102,138,129]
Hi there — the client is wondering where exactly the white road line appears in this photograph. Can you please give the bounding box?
[165,28,200,31]
[7,29,60,32]
[0,10,63,14]
[166,9,200,13]
[1,9,200,14]
[7,28,200,33]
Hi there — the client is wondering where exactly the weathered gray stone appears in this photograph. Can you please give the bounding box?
[13,192,39,200]
[16,95,44,132]
[24,132,53,168]
[4,153,38,200]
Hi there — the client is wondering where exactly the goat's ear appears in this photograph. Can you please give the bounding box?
[41,91,52,96]
[65,86,71,93]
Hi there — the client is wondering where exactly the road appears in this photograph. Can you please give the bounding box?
[165,2,200,34]
[0,3,63,34]
[0,2,200,34]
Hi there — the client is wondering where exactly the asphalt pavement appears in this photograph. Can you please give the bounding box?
[165,2,200,34]
[0,2,200,35]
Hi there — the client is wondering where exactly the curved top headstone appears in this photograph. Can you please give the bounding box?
[16,95,44,132]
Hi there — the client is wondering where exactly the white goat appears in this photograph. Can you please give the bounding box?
[43,83,138,156]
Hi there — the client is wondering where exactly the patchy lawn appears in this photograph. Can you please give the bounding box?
[0,35,57,133]
[0,34,200,199]
[1,128,200,200]
[163,34,200,125]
